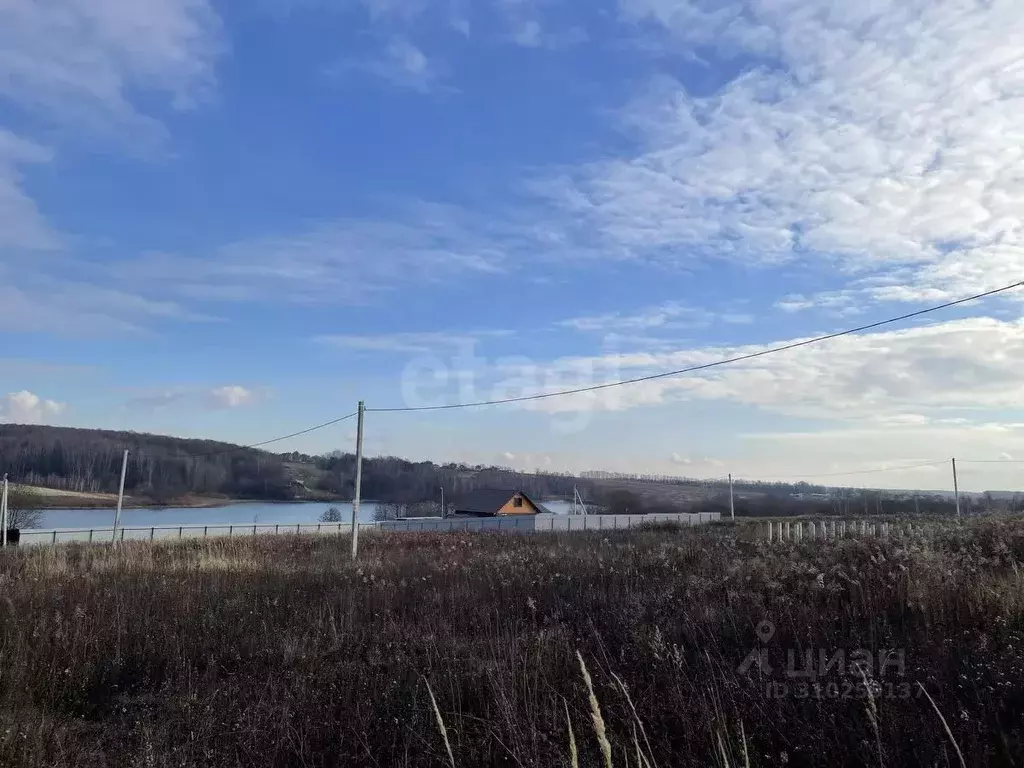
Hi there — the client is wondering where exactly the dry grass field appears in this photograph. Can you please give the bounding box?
[1,521,1023,766]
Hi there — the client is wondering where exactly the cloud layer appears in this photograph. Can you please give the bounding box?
[0,0,225,336]
[553,0,1024,305]
[0,391,67,424]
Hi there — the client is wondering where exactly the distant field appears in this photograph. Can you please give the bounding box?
[593,476,768,506]
[2,521,1022,765]
[16,485,228,509]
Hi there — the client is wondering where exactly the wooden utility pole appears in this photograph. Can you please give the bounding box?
[952,457,961,520]
[1,474,8,547]
[112,450,128,542]
[728,473,735,520]
[351,401,365,560]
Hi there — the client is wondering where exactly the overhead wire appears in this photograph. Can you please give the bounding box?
[129,411,360,462]
[367,279,1024,413]
[103,279,1024,460]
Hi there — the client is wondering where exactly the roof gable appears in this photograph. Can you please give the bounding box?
[454,489,541,515]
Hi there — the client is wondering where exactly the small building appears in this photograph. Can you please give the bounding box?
[452,489,544,517]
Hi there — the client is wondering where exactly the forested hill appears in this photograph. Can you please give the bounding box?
[0,424,583,504]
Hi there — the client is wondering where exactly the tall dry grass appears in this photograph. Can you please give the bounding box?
[1,522,1023,766]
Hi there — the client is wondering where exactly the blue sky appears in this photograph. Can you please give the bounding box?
[2,0,1024,490]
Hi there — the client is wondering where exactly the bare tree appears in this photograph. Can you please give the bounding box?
[6,487,43,529]
[318,506,343,523]
[374,501,405,522]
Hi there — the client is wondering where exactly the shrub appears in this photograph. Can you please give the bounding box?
[318,506,344,523]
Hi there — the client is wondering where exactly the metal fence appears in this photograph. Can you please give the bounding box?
[17,521,380,546]
[379,511,720,533]
[15,511,721,546]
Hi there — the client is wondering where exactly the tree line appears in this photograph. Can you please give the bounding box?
[0,425,587,504]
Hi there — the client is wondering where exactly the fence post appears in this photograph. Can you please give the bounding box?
[179,526,183,539]
[150,527,155,541]
[275,524,279,535]
[203,525,208,538]
[52,530,57,545]
[229,525,233,537]
[88,529,94,543]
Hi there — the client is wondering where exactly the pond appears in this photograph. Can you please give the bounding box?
[39,500,576,529]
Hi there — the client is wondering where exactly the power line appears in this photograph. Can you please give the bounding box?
[148,411,361,461]
[367,279,1024,413]
[93,279,1024,459]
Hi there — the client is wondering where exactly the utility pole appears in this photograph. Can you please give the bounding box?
[728,473,735,521]
[112,450,128,542]
[351,401,365,560]
[1,474,8,547]
[952,457,961,520]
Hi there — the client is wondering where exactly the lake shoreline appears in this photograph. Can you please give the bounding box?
[34,496,354,511]
[37,500,577,531]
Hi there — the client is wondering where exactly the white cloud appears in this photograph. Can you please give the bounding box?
[0,131,58,251]
[775,290,860,315]
[549,0,1024,307]
[517,316,1024,420]
[0,280,213,337]
[128,385,262,411]
[317,330,509,354]
[207,386,258,409]
[126,202,519,305]
[0,0,225,338]
[511,18,543,46]
[562,301,754,332]
[0,391,66,424]
[346,36,446,92]
[0,0,224,142]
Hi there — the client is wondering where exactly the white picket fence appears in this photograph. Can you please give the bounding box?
[15,511,720,546]
[761,519,919,542]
